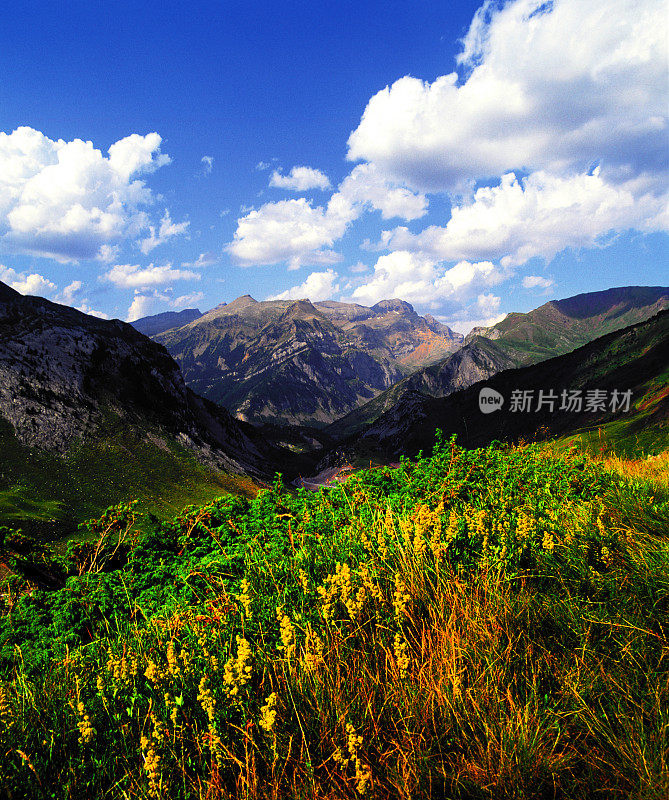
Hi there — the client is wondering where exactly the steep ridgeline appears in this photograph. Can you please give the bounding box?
[327,286,669,438]
[334,309,669,461]
[0,281,282,482]
[152,296,462,426]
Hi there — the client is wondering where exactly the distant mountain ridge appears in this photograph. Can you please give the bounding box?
[327,286,669,438]
[132,308,203,337]
[330,308,669,462]
[149,295,463,426]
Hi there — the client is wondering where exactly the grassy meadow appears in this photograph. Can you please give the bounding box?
[0,433,668,798]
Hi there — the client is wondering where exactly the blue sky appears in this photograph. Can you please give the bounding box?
[0,0,667,332]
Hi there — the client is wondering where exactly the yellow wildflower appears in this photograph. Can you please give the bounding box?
[393,574,411,619]
[393,633,410,677]
[259,692,278,732]
[76,700,95,745]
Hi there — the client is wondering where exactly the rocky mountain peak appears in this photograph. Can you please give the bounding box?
[372,298,415,314]
[372,299,415,315]
[224,294,258,311]
[280,299,322,321]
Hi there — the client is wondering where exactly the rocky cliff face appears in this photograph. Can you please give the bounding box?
[0,282,280,478]
[152,296,463,426]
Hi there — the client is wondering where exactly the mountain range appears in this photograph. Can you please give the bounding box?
[141,295,463,426]
[1,281,667,532]
[325,286,669,438]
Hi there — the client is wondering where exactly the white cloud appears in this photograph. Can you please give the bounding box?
[96,244,120,263]
[139,210,189,254]
[255,161,271,171]
[380,169,668,267]
[350,251,507,308]
[0,265,110,318]
[200,155,214,175]
[522,275,555,291]
[125,287,205,320]
[107,132,170,179]
[473,292,501,318]
[173,291,205,308]
[0,264,57,297]
[103,262,199,289]
[334,163,427,221]
[126,291,167,322]
[59,280,83,304]
[75,301,109,319]
[442,294,508,335]
[228,164,426,267]
[267,269,340,301]
[0,127,172,261]
[448,312,508,336]
[227,198,346,268]
[270,166,331,191]
[181,251,218,268]
[347,0,667,195]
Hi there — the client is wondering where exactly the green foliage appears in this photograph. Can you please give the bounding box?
[0,434,668,798]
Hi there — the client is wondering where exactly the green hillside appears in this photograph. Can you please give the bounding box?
[0,437,667,797]
[0,417,259,542]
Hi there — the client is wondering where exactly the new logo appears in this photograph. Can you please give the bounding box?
[479,387,504,414]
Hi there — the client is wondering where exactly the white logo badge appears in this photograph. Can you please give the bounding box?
[479,387,504,414]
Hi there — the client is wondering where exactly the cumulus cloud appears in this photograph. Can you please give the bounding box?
[200,155,214,175]
[139,210,189,254]
[522,275,555,291]
[347,0,667,194]
[126,291,169,322]
[103,262,199,289]
[126,287,205,321]
[350,251,507,308]
[59,280,83,304]
[379,169,668,268]
[267,269,341,301]
[0,127,172,262]
[270,166,331,191]
[228,164,426,267]
[0,264,57,297]
[227,198,346,269]
[334,164,427,221]
[173,291,205,308]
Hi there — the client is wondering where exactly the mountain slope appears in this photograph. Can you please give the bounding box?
[0,282,286,527]
[327,286,669,438]
[153,296,463,426]
[337,309,669,461]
